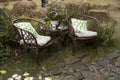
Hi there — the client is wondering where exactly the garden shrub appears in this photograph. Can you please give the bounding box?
[98,21,116,46]
[0,8,16,57]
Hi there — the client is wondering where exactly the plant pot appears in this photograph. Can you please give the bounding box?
[50,21,59,25]
[50,21,59,30]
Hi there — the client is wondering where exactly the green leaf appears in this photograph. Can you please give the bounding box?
[0,8,10,21]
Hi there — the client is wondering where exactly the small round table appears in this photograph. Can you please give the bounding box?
[39,25,69,46]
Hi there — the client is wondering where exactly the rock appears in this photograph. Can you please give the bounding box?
[74,72,84,80]
[108,50,120,59]
[62,68,75,75]
[52,59,65,68]
[111,74,120,80]
[116,57,120,67]
[64,75,76,80]
[51,69,63,76]
[96,56,110,67]
[64,57,81,65]
[81,56,91,63]
[107,65,120,74]
[51,75,62,80]
[66,62,88,71]
[64,54,86,65]
[81,71,96,80]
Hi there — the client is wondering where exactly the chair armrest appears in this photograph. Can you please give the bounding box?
[66,20,76,39]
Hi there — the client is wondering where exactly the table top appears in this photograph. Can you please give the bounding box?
[40,25,68,32]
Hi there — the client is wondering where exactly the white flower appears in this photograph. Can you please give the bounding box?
[12,74,21,80]
[38,75,42,79]
[45,77,52,80]
[7,78,14,80]
[23,72,29,76]
[0,70,7,74]
[12,74,18,78]
[14,75,21,80]
[42,66,46,71]
[24,77,34,80]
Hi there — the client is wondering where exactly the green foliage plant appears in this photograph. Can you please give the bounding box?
[46,1,66,21]
[98,22,116,46]
[0,8,16,57]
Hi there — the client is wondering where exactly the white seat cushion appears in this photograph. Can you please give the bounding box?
[36,35,51,46]
[75,30,97,37]
[19,35,51,46]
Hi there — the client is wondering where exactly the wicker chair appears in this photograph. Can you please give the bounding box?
[67,15,99,54]
[12,18,61,65]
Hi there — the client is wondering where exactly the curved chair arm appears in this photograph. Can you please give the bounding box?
[66,19,76,40]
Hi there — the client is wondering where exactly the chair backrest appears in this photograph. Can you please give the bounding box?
[67,15,99,33]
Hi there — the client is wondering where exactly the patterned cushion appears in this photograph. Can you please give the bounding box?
[75,31,97,37]
[71,18,87,33]
[14,22,39,37]
[19,35,51,46]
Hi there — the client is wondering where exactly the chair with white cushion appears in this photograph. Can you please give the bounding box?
[67,15,99,54]
[12,18,61,65]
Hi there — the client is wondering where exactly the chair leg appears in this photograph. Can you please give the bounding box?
[34,48,39,65]
[47,46,51,56]
[53,38,63,53]
[72,41,77,55]
[94,38,98,49]
[57,40,63,53]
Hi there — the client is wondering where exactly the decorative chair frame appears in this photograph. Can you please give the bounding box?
[67,15,99,54]
[12,18,61,65]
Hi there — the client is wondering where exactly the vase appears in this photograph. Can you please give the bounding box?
[50,21,59,30]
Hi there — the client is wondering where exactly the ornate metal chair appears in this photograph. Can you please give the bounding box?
[67,15,99,54]
[12,18,61,65]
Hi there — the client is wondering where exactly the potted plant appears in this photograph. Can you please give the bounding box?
[46,1,67,30]
[47,11,60,26]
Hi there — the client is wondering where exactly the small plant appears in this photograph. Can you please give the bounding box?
[47,11,60,21]
[98,22,116,46]
[46,1,66,21]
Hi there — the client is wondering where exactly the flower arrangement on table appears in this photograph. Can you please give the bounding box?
[45,1,67,30]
